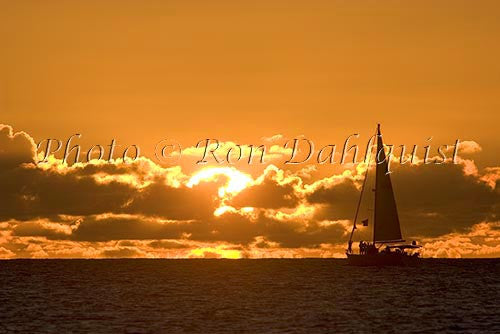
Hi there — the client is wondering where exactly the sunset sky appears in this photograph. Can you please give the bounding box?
[0,1,499,258]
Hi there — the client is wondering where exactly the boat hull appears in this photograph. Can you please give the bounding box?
[346,253,420,266]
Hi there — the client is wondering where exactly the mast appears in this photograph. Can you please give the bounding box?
[373,124,380,244]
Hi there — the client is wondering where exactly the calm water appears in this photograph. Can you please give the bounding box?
[0,259,498,333]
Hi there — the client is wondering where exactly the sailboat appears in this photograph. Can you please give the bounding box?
[346,124,421,266]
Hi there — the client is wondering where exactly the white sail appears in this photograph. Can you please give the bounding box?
[373,125,403,243]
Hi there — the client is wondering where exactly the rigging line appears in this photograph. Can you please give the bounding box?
[348,130,376,246]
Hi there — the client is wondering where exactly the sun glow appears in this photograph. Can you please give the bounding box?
[213,205,255,217]
[189,246,242,259]
[186,167,253,198]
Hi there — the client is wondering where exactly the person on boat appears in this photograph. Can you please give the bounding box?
[359,241,365,254]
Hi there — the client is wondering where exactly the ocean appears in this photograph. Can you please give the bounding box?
[0,259,498,333]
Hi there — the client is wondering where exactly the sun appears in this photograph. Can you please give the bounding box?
[189,246,242,259]
[186,167,253,198]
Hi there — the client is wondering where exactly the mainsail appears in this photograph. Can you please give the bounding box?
[373,124,403,243]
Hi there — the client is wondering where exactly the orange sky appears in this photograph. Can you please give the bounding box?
[2,1,499,163]
[0,1,499,258]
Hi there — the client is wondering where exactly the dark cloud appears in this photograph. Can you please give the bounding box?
[100,247,145,258]
[69,215,188,242]
[124,181,219,220]
[392,164,499,237]
[0,125,219,221]
[307,179,359,221]
[306,163,500,238]
[9,210,346,249]
[253,216,345,248]
[11,221,71,240]
[0,125,36,169]
[147,240,190,249]
[230,176,299,209]
[0,167,137,220]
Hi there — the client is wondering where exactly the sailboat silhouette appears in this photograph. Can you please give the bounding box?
[346,124,421,266]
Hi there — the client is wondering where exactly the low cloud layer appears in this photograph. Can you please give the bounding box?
[0,124,498,258]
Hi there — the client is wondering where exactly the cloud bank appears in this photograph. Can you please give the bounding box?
[0,124,498,258]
